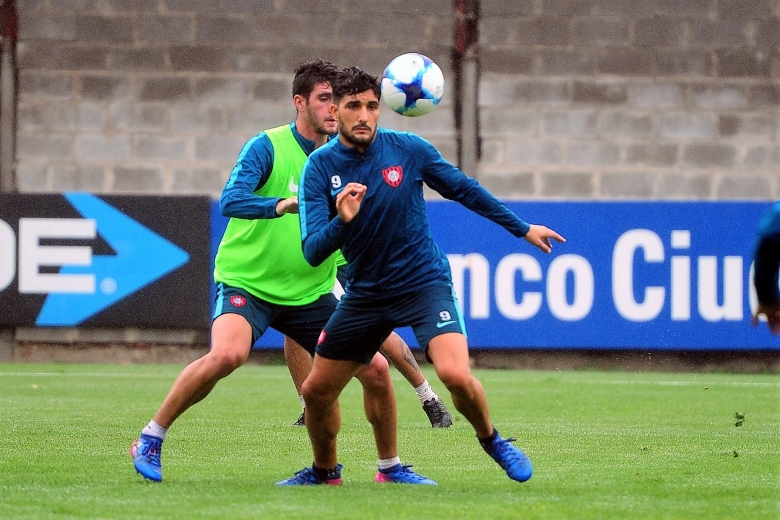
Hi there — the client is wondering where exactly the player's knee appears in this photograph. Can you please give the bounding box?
[367,353,391,379]
[300,381,317,405]
[436,365,471,393]
[206,348,247,375]
[356,354,391,390]
[301,378,335,408]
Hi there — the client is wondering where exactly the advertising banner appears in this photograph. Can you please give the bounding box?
[427,200,777,350]
[5,195,775,350]
[0,193,211,328]
[209,200,780,351]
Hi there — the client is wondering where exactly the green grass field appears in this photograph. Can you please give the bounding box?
[0,363,778,519]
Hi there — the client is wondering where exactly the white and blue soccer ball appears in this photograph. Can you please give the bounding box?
[380,53,444,117]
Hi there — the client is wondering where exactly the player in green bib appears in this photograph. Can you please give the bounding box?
[214,123,335,306]
[130,60,442,486]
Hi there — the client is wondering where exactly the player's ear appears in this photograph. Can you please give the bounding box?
[330,102,339,118]
[293,94,306,112]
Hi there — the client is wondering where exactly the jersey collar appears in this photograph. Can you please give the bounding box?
[290,122,336,156]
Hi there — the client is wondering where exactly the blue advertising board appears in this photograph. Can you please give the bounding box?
[0,193,211,328]
[210,200,779,351]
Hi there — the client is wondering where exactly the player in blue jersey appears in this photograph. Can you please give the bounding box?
[131,60,436,486]
[288,66,565,484]
[752,201,780,334]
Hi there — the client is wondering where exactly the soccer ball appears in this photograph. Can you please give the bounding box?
[381,53,444,117]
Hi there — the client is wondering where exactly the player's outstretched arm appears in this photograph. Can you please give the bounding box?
[524,224,566,254]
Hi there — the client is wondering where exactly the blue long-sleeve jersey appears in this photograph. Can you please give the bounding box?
[219,122,318,219]
[754,201,780,305]
[299,128,531,298]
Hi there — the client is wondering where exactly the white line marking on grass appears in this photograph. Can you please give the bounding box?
[3,372,777,387]
[0,372,170,378]
[0,371,291,379]
[575,380,780,388]
[479,376,780,388]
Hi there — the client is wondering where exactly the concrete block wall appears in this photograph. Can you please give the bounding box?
[478,0,779,199]
[12,0,455,196]
[9,0,780,201]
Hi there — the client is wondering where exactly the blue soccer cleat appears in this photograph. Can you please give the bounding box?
[481,429,533,483]
[276,464,343,486]
[374,463,437,485]
[130,434,163,482]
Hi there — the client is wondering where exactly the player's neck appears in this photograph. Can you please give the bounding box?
[295,119,329,149]
[338,134,373,155]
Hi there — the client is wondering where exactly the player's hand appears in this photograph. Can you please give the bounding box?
[336,183,366,223]
[752,302,780,335]
[524,224,565,254]
[276,197,299,215]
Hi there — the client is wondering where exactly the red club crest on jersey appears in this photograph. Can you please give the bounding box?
[230,295,246,307]
[382,166,403,187]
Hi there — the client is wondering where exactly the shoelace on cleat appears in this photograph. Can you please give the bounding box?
[490,437,522,468]
[140,440,162,466]
[293,468,315,483]
[287,468,335,484]
[385,464,426,482]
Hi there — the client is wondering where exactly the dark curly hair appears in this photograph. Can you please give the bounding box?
[332,66,381,103]
[292,59,340,100]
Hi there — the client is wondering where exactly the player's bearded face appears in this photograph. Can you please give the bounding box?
[335,90,379,149]
[304,83,337,136]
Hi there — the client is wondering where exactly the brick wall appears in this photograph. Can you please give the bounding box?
[10,0,780,200]
[478,0,779,199]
